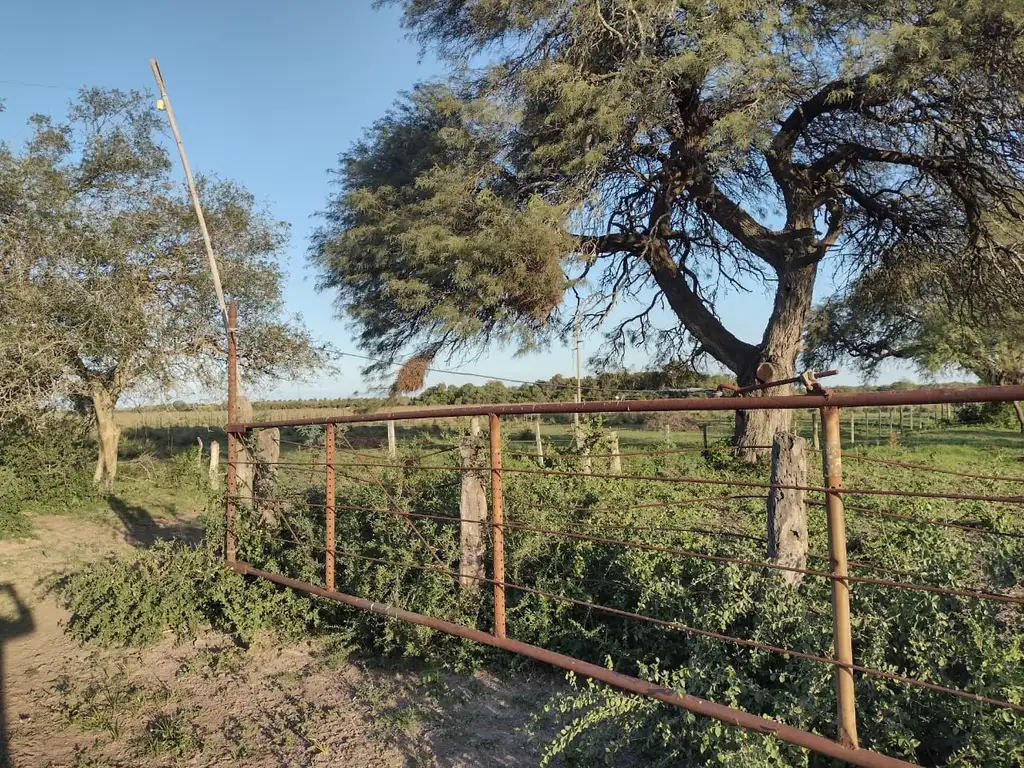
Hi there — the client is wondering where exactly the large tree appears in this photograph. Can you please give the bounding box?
[0,89,324,488]
[311,0,1024,456]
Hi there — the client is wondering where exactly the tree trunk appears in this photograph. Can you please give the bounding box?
[90,386,121,492]
[733,262,818,462]
[1013,401,1024,434]
[766,432,808,586]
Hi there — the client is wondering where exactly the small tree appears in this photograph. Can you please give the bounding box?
[311,1,1024,458]
[0,89,325,489]
[804,259,1024,431]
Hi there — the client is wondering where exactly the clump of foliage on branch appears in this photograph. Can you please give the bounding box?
[311,0,1024,455]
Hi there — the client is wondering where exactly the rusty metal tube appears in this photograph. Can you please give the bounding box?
[227,561,915,768]
[325,423,336,591]
[821,407,858,749]
[489,413,506,639]
[225,299,238,563]
[226,384,1024,431]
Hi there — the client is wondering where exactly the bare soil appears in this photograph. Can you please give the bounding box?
[0,507,555,767]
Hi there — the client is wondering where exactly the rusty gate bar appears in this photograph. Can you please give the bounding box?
[821,406,858,748]
[489,413,506,639]
[227,561,916,768]
[225,299,238,563]
[325,423,336,591]
[226,384,1024,431]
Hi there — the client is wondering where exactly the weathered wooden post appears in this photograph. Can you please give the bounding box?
[208,441,220,490]
[489,413,506,639]
[608,431,622,474]
[701,423,709,450]
[534,415,544,466]
[573,422,593,473]
[196,436,204,470]
[810,409,820,450]
[235,396,255,504]
[849,410,855,446]
[387,420,397,458]
[820,407,859,749]
[766,433,808,586]
[325,424,336,591]
[458,430,487,589]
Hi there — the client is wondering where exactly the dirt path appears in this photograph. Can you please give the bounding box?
[0,509,553,768]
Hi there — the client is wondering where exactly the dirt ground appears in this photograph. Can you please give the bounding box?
[0,507,557,768]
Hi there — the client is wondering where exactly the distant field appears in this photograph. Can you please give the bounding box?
[118,402,952,457]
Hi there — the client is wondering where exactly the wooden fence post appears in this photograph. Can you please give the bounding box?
[325,424,336,591]
[608,431,622,474]
[534,415,544,466]
[458,432,487,589]
[701,424,709,450]
[766,432,808,586]
[810,409,820,450]
[489,413,506,639]
[849,410,855,446]
[387,420,397,458]
[820,407,859,749]
[196,437,204,470]
[209,441,220,490]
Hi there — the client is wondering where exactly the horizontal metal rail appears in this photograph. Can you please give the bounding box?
[226,384,1024,431]
[228,560,917,768]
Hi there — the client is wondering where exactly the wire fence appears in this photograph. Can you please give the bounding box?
[220,328,1023,767]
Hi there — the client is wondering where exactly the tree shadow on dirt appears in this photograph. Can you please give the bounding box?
[107,496,204,547]
[0,584,34,768]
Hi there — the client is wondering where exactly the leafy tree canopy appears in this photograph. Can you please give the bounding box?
[0,88,326,486]
[312,0,1024,386]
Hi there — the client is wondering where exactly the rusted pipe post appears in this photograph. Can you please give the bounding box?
[225,299,238,563]
[820,406,859,749]
[325,423,336,591]
[489,413,506,639]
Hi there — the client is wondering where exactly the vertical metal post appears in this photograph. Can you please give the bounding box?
[225,300,238,563]
[820,407,859,749]
[325,423,336,591]
[489,413,506,639]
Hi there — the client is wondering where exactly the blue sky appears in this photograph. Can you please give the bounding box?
[0,0,920,401]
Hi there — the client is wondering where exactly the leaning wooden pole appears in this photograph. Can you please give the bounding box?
[150,59,228,328]
[820,406,859,749]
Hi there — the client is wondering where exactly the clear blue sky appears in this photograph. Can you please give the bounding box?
[0,0,920,401]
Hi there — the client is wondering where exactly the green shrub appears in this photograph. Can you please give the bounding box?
[0,465,32,539]
[57,534,320,647]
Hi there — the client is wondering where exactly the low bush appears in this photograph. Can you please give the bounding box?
[0,416,98,538]
[57,524,320,648]
[58,435,1024,765]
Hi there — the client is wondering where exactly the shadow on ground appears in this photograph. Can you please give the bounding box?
[107,496,204,547]
[0,584,34,768]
